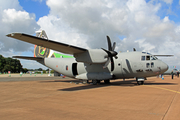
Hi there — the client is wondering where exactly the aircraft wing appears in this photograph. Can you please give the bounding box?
[13,56,43,60]
[154,55,174,57]
[7,33,87,54]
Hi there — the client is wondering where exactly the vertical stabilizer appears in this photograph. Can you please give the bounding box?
[34,30,52,58]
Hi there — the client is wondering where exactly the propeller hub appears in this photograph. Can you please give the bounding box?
[110,51,118,56]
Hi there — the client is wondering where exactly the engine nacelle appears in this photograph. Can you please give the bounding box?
[74,49,107,64]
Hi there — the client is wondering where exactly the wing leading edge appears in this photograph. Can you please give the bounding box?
[7,33,87,55]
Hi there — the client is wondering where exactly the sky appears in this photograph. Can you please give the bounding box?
[1,0,180,69]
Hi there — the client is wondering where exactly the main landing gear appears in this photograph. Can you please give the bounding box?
[104,79,110,84]
[92,79,110,85]
[92,80,100,85]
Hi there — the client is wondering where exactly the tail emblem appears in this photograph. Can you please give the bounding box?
[34,45,50,58]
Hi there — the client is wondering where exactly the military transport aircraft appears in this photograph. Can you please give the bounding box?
[6,31,169,85]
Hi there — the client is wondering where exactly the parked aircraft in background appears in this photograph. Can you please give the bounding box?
[7,30,169,85]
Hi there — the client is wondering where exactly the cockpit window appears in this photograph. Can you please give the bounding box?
[150,56,158,60]
[142,55,158,61]
[150,56,155,60]
[146,56,150,60]
[154,56,158,60]
[141,56,145,60]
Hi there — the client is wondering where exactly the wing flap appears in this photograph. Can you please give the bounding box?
[7,33,87,54]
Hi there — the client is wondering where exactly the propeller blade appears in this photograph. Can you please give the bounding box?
[101,48,111,56]
[110,57,114,71]
[107,36,112,51]
[112,42,116,51]
[103,57,110,68]
[102,36,117,71]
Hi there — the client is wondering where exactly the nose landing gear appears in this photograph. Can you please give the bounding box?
[136,77,146,85]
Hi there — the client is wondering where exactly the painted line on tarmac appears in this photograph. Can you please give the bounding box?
[145,85,180,94]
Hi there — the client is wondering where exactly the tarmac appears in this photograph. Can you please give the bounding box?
[0,74,180,120]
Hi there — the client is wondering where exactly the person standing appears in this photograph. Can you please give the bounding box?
[177,71,179,78]
[171,71,174,79]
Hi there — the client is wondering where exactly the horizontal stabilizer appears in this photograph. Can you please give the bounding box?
[13,56,43,61]
[7,33,87,55]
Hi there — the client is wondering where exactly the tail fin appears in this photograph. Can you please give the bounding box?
[34,30,73,58]
[36,30,48,39]
[34,30,51,58]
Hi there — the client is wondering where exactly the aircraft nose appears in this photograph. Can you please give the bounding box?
[161,61,169,73]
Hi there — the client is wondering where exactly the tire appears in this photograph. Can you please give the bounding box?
[137,81,144,85]
[104,80,110,84]
[92,80,97,85]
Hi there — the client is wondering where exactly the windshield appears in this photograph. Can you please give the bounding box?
[150,56,158,60]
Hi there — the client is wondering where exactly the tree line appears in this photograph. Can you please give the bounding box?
[0,55,28,73]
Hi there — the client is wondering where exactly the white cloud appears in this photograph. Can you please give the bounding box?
[37,15,88,49]
[45,0,170,51]
[2,9,34,23]
[0,1,42,69]
[0,1,40,52]
[42,0,180,68]
[0,0,22,10]
[32,0,43,2]
[0,8,39,52]
[1,0,180,69]
[162,0,173,4]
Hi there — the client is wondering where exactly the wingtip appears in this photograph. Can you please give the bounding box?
[6,33,16,37]
[6,33,22,37]
[6,34,11,37]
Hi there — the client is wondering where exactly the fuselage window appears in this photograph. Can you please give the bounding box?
[151,62,154,68]
[141,56,145,61]
[146,63,150,68]
[146,56,150,60]
[66,65,68,70]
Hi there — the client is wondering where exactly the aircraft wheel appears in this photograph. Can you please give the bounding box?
[97,80,100,83]
[104,79,110,84]
[137,81,144,85]
[92,80,97,85]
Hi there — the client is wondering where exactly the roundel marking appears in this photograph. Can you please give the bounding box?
[34,45,50,58]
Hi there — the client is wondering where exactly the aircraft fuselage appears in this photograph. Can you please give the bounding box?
[42,51,168,80]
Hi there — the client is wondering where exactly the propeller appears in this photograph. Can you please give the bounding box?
[101,36,118,71]
[133,48,136,51]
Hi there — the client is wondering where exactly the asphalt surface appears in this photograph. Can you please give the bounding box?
[0,74,180,120]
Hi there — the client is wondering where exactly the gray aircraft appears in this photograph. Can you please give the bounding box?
[7,31,169,85]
